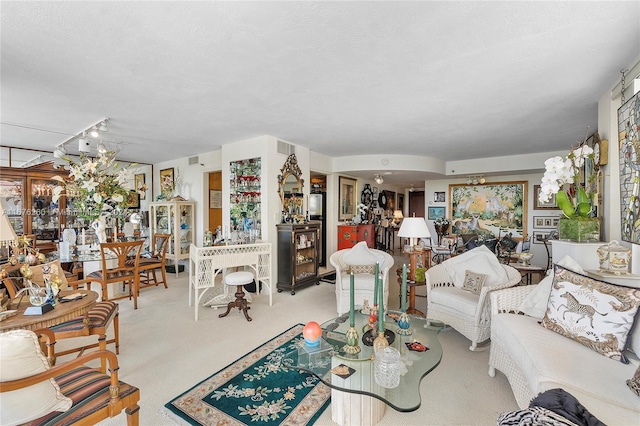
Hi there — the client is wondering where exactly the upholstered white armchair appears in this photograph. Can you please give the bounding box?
[330,241,394,315]
[426,245,521,351]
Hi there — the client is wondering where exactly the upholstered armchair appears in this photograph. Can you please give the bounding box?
[0,329,140,426]
[426,245,521,351]
[329,241,394,315]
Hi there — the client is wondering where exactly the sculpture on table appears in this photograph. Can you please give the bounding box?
[91,217,108,245]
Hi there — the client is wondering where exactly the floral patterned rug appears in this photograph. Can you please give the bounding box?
[165,324,331,425]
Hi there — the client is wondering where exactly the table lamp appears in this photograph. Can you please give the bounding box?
[397,217,430,251]
[392,210,403,226]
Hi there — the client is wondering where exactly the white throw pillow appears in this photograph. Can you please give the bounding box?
[342,241,379,266]
[518,255,586,319]
[0,330,72,425]
[443,245,507,288]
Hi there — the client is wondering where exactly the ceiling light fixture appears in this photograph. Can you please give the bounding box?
[374,174,384,185]
[53,144,67,158]
[98,119,109,132]
[466,175,486,185]
[97,142,107,154]
[54,118,110,154]
[89,126,99,138]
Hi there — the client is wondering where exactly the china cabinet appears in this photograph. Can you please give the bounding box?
[150,200,195,276]
[229,158,261,239]
[277,223,319,295]
[337,224,374,250]
[0,163,81,252]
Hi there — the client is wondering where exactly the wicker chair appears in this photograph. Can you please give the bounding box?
[0,329,140,426]
[425,248,521,351]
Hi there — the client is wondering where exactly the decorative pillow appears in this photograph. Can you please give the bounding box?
[518,255,585,319]
[442,245,507,288]
[0,330,72,425]
[348,264,376,275]
[342,241,378,267]
[461,270,487,295]
[627,364,640,396]
[541,265,640,363]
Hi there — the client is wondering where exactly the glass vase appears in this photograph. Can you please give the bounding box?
[558,217,600,242]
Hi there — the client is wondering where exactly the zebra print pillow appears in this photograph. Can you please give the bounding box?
[541,265,640,363]
[498,406,579,426]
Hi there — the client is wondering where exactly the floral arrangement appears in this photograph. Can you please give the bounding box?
[539,144,594,218]
[434,217,450,227]
[160,174,174,197]
[53,151,136,222]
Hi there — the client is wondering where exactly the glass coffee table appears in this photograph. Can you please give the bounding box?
[283,311,442,425]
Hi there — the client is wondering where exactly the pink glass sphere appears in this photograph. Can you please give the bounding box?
[303,321,322,347]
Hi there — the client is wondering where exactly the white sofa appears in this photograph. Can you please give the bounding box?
[489,284,640,424]
[426,245,522,351]
[329,241,394,315]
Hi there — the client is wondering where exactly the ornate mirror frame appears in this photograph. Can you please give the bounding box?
[277,153,304,209]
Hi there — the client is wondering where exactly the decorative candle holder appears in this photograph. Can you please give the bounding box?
[396,311,412,335]
[372,330,389,351]
[342,326,361,354]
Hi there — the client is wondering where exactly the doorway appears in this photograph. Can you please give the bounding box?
[408,191,425,218]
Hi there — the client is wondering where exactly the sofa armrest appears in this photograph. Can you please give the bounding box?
[490,285,536,315]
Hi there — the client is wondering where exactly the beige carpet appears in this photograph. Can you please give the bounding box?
[54,255,518,426]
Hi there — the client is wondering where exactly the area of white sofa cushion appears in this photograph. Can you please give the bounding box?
[492,313,638,418]
[339,272,376,291]
[518,255,586,320]
[430,286,479,318]
[442,245,508,288]
[0,330,72,426]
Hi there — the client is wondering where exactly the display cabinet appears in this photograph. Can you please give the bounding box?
[276,223,319,295]
[229,158,261,239]
[0,163,81,252]
[337,224,374,250]
[150,200,195,276]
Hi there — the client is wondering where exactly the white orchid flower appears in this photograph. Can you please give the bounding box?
[82,178,98,192]
[112,193,124,203]
[93,193,103,203]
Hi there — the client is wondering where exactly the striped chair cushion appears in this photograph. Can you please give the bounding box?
[87,270,134,280]
[49,302,118,333]
[30,366,139,425]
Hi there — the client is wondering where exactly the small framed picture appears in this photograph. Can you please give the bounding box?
[533,231,549,244]
[434,192,445,202]
[126,190,140,209]
[427,206,446,220]
[534,185,557,209]
[533,215,560,229]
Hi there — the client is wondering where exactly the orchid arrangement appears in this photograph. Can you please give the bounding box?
[53,151,136,222]
[539,144,595,218]
[434,217,450,227]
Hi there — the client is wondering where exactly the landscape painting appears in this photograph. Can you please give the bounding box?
[450,181,527,239]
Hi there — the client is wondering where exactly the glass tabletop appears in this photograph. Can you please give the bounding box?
[282,311,442,412]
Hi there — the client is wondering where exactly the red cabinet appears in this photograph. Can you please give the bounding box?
[337,224,374,250]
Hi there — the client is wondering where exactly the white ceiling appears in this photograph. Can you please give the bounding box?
[1,1,639,185]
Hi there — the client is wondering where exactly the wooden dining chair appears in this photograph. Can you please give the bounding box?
[84,240,144,310]
[1,260,119,373]
[135,233,171,293]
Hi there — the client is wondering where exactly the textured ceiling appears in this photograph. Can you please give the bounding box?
[1,1,639,180]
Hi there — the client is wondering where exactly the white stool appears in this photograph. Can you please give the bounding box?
[218,271,254,322]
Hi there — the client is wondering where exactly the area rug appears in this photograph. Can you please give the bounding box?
[165,324,331,425]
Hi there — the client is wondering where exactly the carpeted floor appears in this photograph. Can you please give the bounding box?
[53,252,518,425]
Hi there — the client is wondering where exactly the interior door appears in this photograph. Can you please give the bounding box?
[409,191,425,218]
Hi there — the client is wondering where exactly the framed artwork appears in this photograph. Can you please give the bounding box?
[209,189,222,208]
[397,193,404,212]
[532,231,549,244]
[126,190,140,209]
[134,173,146,200]
[618,89,640,244]
[385,191,396,210]
[160,167,174,189]
[338,176,357,220]
[450,181,527,239]
[428,206,446,220]
[434,191,445,202]
[533,184,557,209]
[533,215,560,229]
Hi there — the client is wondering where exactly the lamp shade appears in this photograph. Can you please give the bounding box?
[397,217,430,239]
[393,210,404,220]
[0,204,18,245]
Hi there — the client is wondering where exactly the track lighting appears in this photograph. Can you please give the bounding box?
[54,118,110,155]
[374,174,384,185]
[53,145,67,158]
[79,136,91,152]
[89,126,99,138]
[97,142,107,154]
[98,119,109,132]
[466,175,486,185]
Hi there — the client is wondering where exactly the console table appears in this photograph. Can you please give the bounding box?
[284,313,442,425]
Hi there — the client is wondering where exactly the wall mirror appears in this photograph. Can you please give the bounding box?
[277,153,304,211]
